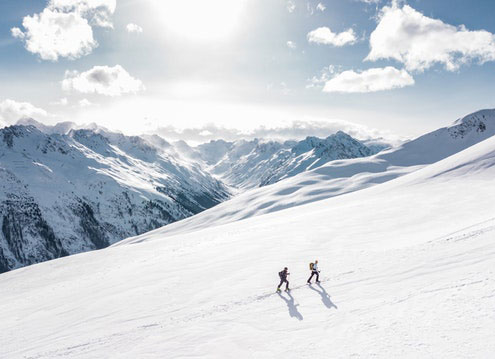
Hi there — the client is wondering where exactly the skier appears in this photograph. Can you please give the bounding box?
[307,260,320,284]
[277,267,290,292]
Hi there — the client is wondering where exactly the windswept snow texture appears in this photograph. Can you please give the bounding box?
[1,134,495,358]
[132,109,495,235]
[0,125,229,272]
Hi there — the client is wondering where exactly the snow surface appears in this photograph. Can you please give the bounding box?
[1,133,495,358]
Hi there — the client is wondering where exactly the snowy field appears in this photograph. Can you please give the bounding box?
[1,136,495,358]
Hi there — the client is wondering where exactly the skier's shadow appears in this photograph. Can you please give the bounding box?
[277,291,304,321]
[309,283,338,310]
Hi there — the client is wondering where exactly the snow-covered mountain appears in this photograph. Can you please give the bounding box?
[0,119,390,272]
[20,119,385,190]
[195,131,386,188]
[1,123,494,358]
[147,109,495,235]
[0,125,230,273]
[1,109,493,273]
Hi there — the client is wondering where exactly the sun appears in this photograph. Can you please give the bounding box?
[154,0,246,41]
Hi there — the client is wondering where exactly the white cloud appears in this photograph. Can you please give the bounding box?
[49,0,116,28]
[13,9,96,61]
[154,119,401,145]
[307,27,357,46]
[307,65,338,88]
[306,2,326,14]
[11,0,116,61]
[323,67,414,93]
[126,23,143,34]
[0,99,48,126]
[306,3,314,16]
[62,65,145,97]
[286,1,296,13]
[11,27,25,39]
[366,3,495,72]
[79,98,93,107]
[51,97,69,106]
[286,41,296,50]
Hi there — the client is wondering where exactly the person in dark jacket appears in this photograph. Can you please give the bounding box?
[277,267,290,292]
[307,260,320,284]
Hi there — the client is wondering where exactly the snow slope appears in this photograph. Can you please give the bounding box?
[1,134,495,358]
[148,109,495,235]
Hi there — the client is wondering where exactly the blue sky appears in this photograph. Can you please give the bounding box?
[0,0,494,143]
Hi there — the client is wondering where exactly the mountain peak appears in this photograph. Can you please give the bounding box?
[292,131,371,157]
[448,109,495,140]
[1,124,43,148]
[16,118,79,135]
[333,130,350,137]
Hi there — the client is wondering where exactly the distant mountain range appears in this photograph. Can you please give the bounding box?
[0,119,384,272]
[134,109,495,237]
[4,108,494,273]
[194,131,388,188]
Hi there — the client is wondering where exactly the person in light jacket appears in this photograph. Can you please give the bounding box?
[307,260,320,284]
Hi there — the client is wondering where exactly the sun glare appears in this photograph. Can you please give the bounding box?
[155,0,246,41]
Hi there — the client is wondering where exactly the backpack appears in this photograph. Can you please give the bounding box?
[279,271,284,279]
[309,262,314,270]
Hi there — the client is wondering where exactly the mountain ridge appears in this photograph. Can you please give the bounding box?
[0,124,230,272]
[132,108,495,238]
[194,131,385,188]
[0,122,381,272]
[2,108,493,272]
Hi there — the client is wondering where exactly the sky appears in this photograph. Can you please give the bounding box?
[0,0,494,144]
